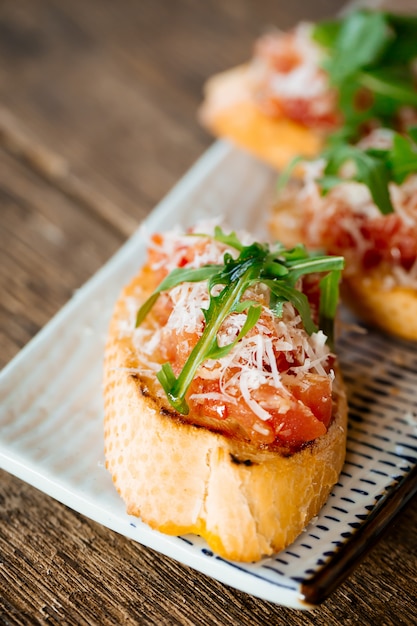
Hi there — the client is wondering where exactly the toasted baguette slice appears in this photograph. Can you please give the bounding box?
[104,266,347,562]
[270,191,417,342]
[199,65,324,171]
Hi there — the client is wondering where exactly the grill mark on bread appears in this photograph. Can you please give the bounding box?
[129,372,179,419]
[229,454,256,467]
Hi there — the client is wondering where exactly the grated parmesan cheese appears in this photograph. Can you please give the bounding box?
[248,23,337,126]
[127,225,333,433]
[288,132,417,288]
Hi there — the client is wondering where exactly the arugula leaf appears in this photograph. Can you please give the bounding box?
[408,126,417,144]
[277,155,306,194]
[282,252,346,282]
[319,270,342,346]
[263,280,317,335]
[320,144,394,214]
[135,265,221,327]
[192,225,244,252]
[311,18,340,49]
[321,11,391,84]
[359,69,417,108]
[279,129,417,216]
[136,229,344,415]
[156,257,263,414]
[212,225,244,251]
[388,133,417,183]
[155,241,267,414]
[312,10,417,143]
[381,13,417,63]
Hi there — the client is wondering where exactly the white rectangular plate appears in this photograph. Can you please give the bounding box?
[1,141,416,610]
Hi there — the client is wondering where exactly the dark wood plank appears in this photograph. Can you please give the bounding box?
[0,147,124,366]
[1,469,416,626]
[0,0,344,230]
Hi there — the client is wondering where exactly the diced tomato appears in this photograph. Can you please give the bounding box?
[150,293,173,328]
[361,214,417,271]
[270,401,327,446]
[314,208,417,273]
[280,98,340,130]
[257,95,339,130]
[250,381,328,445]
[160,321,332,448]
[147,233,165,266]
[283,373,333,428]
[187,376,330,448]
[159,328,200,374]
[187,381,278,445]
[180,239,210,266]
[308,205,357,254]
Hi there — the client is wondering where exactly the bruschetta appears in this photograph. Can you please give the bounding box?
[103,224,347,562]
[270,128,417,340]
[199,9,417,170]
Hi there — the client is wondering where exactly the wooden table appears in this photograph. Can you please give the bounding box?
[0,1,416,624]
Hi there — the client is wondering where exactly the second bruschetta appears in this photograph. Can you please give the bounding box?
[270,128,417,340]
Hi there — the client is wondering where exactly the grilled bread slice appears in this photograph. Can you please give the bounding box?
[103,229,347,562]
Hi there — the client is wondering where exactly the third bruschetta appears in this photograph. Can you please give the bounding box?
[199,9,417,171]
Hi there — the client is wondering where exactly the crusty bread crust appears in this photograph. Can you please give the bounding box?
[103,269,347,562]
[341,274,417,341]
[199,65,324,171]
[270,198,417,342]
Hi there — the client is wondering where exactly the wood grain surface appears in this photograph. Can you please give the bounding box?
[0,1,416,624]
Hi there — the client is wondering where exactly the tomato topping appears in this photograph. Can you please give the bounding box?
[361,214,417,271]
[279,98,340,130]
[307,206,417,274]
[187,378,328,447]
[141,235,334,450]
[163,329,200,376]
